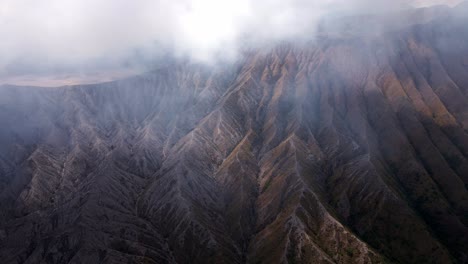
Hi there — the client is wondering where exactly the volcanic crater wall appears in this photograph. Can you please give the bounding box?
[1,7,468,264]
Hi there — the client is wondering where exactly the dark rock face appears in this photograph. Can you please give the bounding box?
[1,7,468,264]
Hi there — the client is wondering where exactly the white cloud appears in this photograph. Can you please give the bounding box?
[412,0,462,7]
[0,0,463,76]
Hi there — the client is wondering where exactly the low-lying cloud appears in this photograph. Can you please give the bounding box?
[0,0,464,81]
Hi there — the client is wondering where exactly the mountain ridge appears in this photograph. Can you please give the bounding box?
[1,7,468,264]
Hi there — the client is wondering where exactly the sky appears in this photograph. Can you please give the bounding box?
[0,0,464,85]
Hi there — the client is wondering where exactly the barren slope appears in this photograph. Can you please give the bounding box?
[1,5,468,264]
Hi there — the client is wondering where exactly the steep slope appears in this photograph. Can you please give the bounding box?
[1,6,468,264]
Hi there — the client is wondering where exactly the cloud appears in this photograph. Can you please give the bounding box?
[412,0,462,7]
[0,0,463,78]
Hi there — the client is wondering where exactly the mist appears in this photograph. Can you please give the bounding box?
[0,0,464,85]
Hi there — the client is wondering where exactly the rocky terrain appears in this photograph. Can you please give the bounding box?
[1,4,468,264]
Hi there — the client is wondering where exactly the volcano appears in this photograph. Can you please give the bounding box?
[1,4,468,264]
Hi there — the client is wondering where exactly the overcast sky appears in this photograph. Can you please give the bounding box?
[0,0,464,83]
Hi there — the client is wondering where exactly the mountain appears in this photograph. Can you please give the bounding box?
[1,5,468,264]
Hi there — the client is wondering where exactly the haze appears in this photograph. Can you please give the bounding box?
[0,0,464,86]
